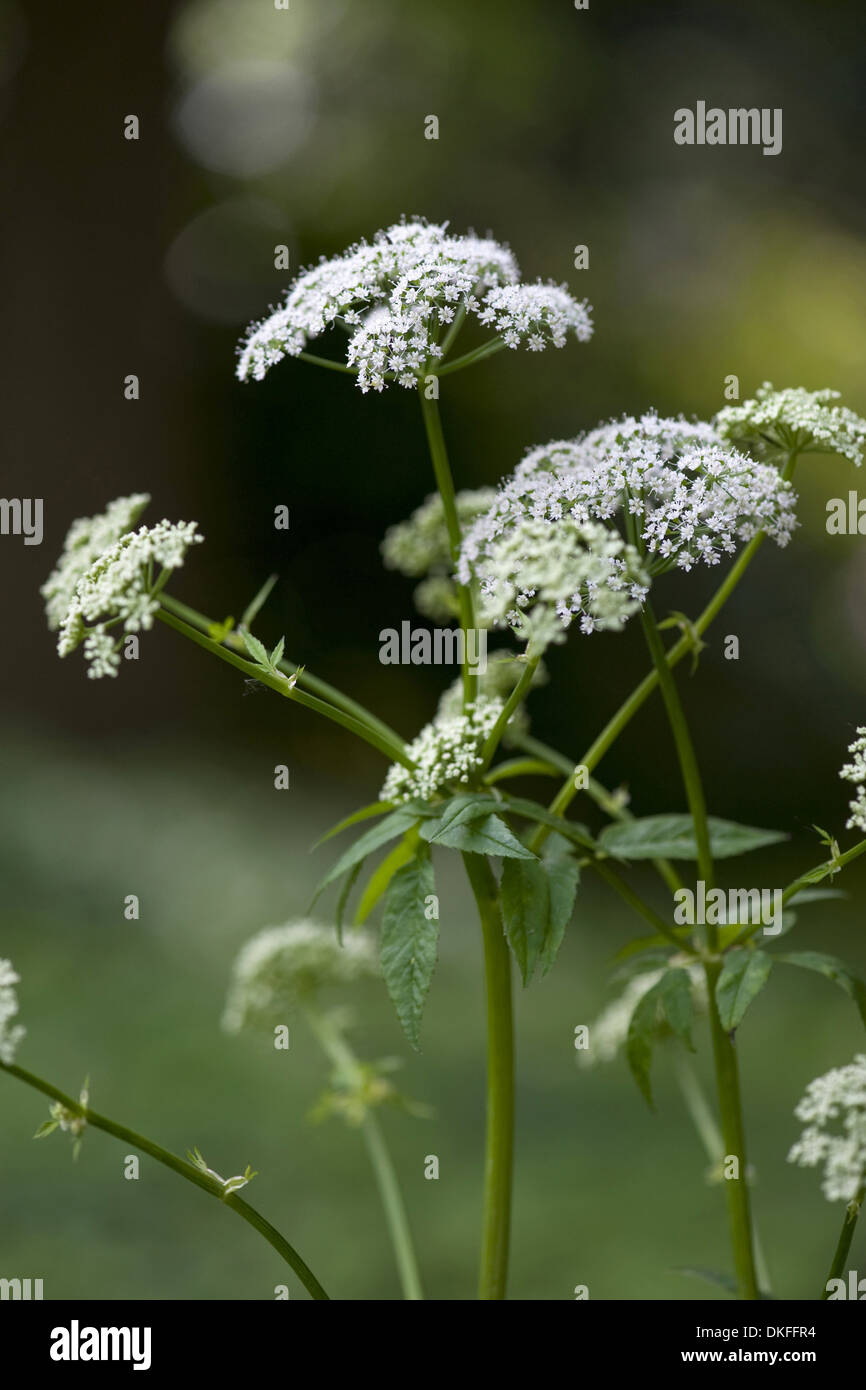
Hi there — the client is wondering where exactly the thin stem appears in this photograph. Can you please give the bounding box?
[821,1183,865,1299]
[418,388,477,705]
[158,592,405,756]
[462,852,514,1300]
[298,351,359,375]
[434,337,507,377]
[479,654,540,773]
[156,608,412,767]
[591,860,698,954]
[639,603,759,1300]
[0,1060,329,1300]
[302,1005,423,1301]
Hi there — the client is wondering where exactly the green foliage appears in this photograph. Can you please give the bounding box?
[715,950,773,1031]
[599,814,787,861]
[380,847,438,1049]
[774,950,866,1028]
[626,967,695,1107]
[499,854,579,983]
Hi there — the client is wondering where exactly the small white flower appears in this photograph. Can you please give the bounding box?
[41,493,151,630]
[436,651,547,745]
[53,515,203,679]
[222,921,378,1033]
[381,488,496,621]
[380,696,504,803]
[788,1055,866,1201]
[237,218,592,392]
[839,727,866,833]
[715,384,866,467]
[0,959,25,1065]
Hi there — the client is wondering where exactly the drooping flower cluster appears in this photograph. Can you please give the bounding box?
[715,384,866,467]
[578,963,706,1068]
[0,959,25,1065]
[222,921,378,1033]
[459,413,797,638]
[839,728,866,834]
[237,219,592,392]
[46,501,203,679]
[380,696,503,803]
[41,493,151,630]
[381,488,496,621]
[787,1055,866,1202]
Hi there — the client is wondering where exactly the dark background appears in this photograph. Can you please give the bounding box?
[2,0,866,1300]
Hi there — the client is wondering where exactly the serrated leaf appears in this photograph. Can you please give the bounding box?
[314,801,396,848]
[270,637,285,667]
[418,794,502,845]
[775,951,866,1028]
[425,811,536,859]
[500,858,550,984]
[599,815,787,861]
[380,848,438,1049]
[499,795,595,852]
[715,949,773,1031]
[658,968,695,1050]
[240,629,270,668]
[626,978,665,1108]
[312,808,422,901]
[355,830,420,924]
[540,855,580,975]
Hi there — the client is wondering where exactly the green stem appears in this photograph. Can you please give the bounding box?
[479,654,540,773]
[821,1183,865,1299]
[462,852,514,1300]
[298,351,359,375]
[0,1060,328,1300]
[640,603,759,1300]
[591,859,698,954]
[435,337,507,377]
[302,1006,424,1301]
[155,608,411,767]
[158,592,405,757]
[418,388,477,705]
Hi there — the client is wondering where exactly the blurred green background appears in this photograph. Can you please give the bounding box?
[2,0,866,1299]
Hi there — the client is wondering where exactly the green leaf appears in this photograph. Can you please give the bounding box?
[715,949,773,1031]
[240,629,270,668]
[355,830,420,924]
[418,794,502,844]
[270,636,285,667]
[540,855,580,976]
[599,814,787,861]
[626,979,665,1108]
[314,801,396,848]
[658,968,695,1050]
[312,808,422,901]
[500,859,550,984]
[498,795,595,852]
[33,1119,59,1139]
[380,848,438,1049]
[615,931,690,962]
[425,811,537,859]
[335,860,364,942]
[775,951,866,1028]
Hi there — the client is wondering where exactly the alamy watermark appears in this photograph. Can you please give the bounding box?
[674,880,782,936]
[0,498,43,545]
[674,102,782,157]
[379,621,487,672]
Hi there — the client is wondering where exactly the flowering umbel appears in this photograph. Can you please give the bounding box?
[788,1055,866,1202]
[0,959,24,1065]
[380,696,504,803]
[381,488,496,622]
[237,218,592,392]
[222,921,378,1033]
[839,728,866,833]
[715,384,866,467]
[44,499,203,679]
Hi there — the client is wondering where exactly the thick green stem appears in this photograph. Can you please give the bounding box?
[418,388,477,704]
[302,1005,424,1301]
[821,1183,865,1299]
[158,592,405,757]
[462,853,514,1300]
[156,607,411,767]
[0,1060,329,1299]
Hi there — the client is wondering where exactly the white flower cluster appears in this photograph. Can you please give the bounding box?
[578,964,706,1068]
[787,1055,866,1202]
[41,493,151,630]
[381,488,496,621]
[380,696,504,803]
[0,959,25,1065]
[459,415,797,630]
[50,508,203,679]
[463,514,650,648]
[839,728,866,833]
[237,218,592,392]
[222,921,378,1033]
[715,384,866,467]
